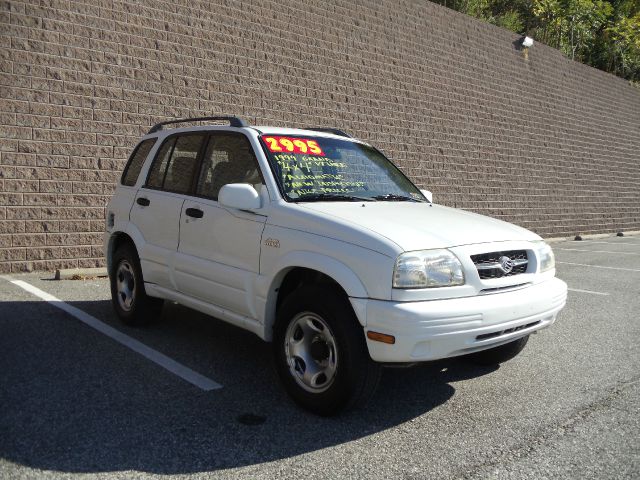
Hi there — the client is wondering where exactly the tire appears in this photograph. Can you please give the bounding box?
[110,243,163,326]
[273,284,381,416]
[466,335,530,366]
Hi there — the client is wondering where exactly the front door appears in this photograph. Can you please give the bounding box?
[175,132,267,318]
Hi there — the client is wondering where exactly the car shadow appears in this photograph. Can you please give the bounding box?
[0,298,498,475]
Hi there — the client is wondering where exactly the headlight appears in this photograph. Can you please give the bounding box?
[534,241,555,272]
[393,249,465,288]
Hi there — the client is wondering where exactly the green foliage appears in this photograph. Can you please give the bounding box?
[604,11,640,80]
[433,0,640,82]
[494,10,525,32]
[532,0,612,61]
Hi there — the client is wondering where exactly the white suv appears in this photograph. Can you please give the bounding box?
[104,116,567,415]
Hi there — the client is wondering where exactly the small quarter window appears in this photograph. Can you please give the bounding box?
[121,139,156,186]
[147,138,175,189]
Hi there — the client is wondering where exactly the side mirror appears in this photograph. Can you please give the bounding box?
[219,184,261,210]
[420,189,433,203]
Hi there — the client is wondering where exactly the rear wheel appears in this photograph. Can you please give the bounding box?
[110,243,163,326]
[466,335,530,366]
[273,285,381,416]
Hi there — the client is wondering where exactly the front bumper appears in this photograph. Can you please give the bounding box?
[359,277,567,363]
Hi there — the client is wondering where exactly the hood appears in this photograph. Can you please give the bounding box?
[300,202,540,251]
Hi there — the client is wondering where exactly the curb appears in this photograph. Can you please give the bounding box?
[54,267,108,280]
[545,230,640,244]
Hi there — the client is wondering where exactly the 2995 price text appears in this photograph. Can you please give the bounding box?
[263,136,324,156]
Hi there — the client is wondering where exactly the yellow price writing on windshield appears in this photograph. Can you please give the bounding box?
[263,136,324,156]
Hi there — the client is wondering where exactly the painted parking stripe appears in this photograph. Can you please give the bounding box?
[2,277,222,391]
[556,261,640,272]
[567,288,610,296]
[557,248,640,255]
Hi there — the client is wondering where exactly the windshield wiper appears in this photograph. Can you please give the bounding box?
[293,193,375,202]
[372,194,424,202]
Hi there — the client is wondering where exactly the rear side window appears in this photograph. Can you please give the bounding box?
[121,139,156,186]
[145,134,205,194]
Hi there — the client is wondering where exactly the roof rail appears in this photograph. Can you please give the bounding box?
[305,127,352,138]
[148,116,248,134]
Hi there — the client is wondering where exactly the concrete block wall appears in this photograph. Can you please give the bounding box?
[1,0,639,273]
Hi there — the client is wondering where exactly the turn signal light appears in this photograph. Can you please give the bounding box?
[366,331,396,344]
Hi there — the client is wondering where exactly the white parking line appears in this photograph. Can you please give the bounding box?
[567,288,610,296]
[2,277,222,391]
[557,248,640,255]
[556,261,640,272]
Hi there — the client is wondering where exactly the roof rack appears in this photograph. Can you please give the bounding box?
[148,116,248,134]
[305,127,352,138]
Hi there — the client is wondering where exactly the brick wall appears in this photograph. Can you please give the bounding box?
[1,0,639,273]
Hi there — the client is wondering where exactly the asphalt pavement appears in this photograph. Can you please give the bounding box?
[1,235,638,479]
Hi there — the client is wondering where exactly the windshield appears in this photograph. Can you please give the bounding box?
[260,135,426,202]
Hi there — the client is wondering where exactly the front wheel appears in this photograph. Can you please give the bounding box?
[273,285,381,416]
[466,335,530,366]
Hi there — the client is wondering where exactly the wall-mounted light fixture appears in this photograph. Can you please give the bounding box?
[522,36,534,60]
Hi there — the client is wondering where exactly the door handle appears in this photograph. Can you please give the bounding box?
[136,197,150,206]
[185,207,204,219]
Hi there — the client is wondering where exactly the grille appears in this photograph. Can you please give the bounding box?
[479,283,531,294]
[471,250,528,279]
[476,321,541,341]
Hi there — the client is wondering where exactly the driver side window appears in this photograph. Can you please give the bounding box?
[196,133,263,200]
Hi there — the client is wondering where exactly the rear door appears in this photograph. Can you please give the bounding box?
[130,133,206,288]
[175,132,267,318]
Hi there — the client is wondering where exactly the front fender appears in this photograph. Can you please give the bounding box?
[259,250,369,341]
[270,250,369,298]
